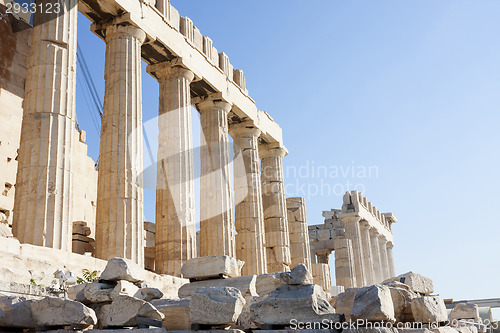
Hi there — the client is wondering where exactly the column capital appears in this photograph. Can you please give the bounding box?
[386,241,394,249]
[340,215,362,224]
[147,61,195,82]
[103,24,146,43]
[196,95,232,114]
[259,142,288,159]
[360,219,371,229]
[229,120,261,138]
[369,227,380,236]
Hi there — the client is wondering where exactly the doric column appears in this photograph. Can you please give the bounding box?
[360,220,375,285]
[146,63,196,276]
[260,142,291,273]
[229,121,267,275]
[95,24,146,266]
[333,238,357,289]
[378,234,390,281]
[197,97,235,258]
[342,216,366,287]
[13,0,78,250]
[386,241,395,278]
[286,197,312,271]
[369,228,382,283]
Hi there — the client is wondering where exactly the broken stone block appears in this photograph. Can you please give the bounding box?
[99,295,164,328]
[151,298,191,330]
[385,272,434,295]
[250,284,342,326]
[113,280,140,298]
[351,285,395,323]
[410,295,448,323]
[190,287,246,326]
[100,257,145,284]
[135,287,164,302]
[67,283,87,303]
[236,296,264,329]
[31,297,97,328]
[0,296,35,328]
[389,285,417,322]
[451,303,480,321]
[178,275,257,298]
[83,281,116,303]
[255,273,285,296]
[181,255,244,280]
[280,263,314,285]
[334,287,359,321]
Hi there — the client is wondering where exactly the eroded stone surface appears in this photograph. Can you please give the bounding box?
[385,272,434,295]
[151,298,191,330]
[179,275,257,298]
[351,285,395,323]
[181,255,243,280]
[100,258,145,283]
[0,296,35,328]
[190,287,245,325]
[135,287,163,302]
[280,264,314,285]
[410,295,448,323]
[334,287,359,321]
[31,297,97,328]
[99,295,163,327]
[255,273,285,296]
[451,303,481,321]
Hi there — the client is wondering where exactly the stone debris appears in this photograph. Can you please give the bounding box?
[99,257,145,283]
[334,287,359,321]
[0,296,35,328]
[351,285,396,323]
[280,263,314,285]
[236,295,264,329]
[250,284,342,326]
[410,295,448,323]
[135,287,164,302]
[388,283,417,322]
[190,287,246,326]
[181,255,244,280]
[178,275,257,298]
[385,272,434,295]
[31,297,97,328]
[151,298,191,330]
[451,303,481,321]
[98,295,163,328]
[255,272,285,296]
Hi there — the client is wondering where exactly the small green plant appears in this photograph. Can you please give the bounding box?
[29,278,39,286]
[76,269,99,284]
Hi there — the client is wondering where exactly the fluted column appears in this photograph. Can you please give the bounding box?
[369,228,382,283]
[378,234,390,281]
[342,216,365,287]
[147,63,196,276]
[260,143,291,273]
[197,98,235,258]
[229,121,267,275]
[360,220,375,285]
[13,0,78,251]
[386,241,395,278]
[333,238,357,289]
[286,197,312,271]
[95,24,146,266]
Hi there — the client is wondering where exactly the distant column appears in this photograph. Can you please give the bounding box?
[286,197,312,271]
[230,121,267,275]
[342,216,366,287]
[386,241,395,278]
[378,234,390,281]
[13,0,78,251]
[360,220,375,285]
[333,238,357,289]
[197,98,235,258]
[369,228,382,283]
[147,63,196,276]
[94,24,146,266]
[260,143,291,273]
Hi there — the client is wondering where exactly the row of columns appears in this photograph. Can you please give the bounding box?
[12,6,296,278]
[342,216,395,287]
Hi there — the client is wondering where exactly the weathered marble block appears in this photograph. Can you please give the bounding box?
[181,255,243,280]
[190,287,246,325]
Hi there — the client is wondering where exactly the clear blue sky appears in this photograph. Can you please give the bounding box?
[75,0,500,307]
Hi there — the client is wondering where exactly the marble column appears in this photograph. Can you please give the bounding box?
[95,24,146,266]
[333,238,357,289]
[147,63,197,276]
[386,241,395,278]
[13,0,78,250]
[342,216,366,287]
[229,121,267,275]
[360,220,375,285]
[369,228,382,283]
[378,234,390,281]
[197,98,235,258]
[286,197,312,271]
[260,143,291,273]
